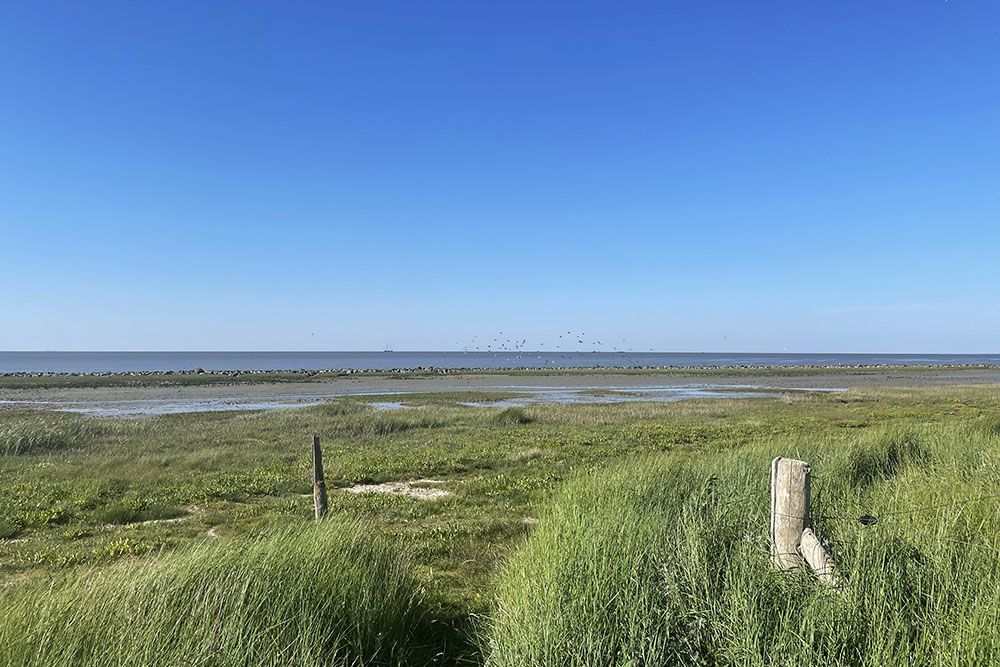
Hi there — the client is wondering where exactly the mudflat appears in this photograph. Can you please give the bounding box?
[3,366,1000,414]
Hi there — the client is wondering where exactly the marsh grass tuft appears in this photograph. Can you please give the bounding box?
[0,520,433,666]
[490,408,533,426]
[845,427,931,488]
[312,404,454,437]
[94,501,185,525]
[0,417,91,456]
[0,413,143,456]
[509,447,544,462]
[340,414,452,437]
[979,414,1000,437]
[0,518,22,540]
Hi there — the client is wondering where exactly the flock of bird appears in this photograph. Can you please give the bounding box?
[447,331,656,365]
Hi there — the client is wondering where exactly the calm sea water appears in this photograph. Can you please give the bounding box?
[2,352,999,374]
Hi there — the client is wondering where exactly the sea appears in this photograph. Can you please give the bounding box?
[2,352,999,374]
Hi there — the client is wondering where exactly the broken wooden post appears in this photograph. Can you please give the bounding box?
[770,456,810,570]
[312,434,328,520]
[770,456,839,585]
[799,527,838,586]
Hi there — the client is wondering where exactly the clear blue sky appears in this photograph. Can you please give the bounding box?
[2,1,998,352]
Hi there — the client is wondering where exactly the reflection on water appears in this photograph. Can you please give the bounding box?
[460,386,789,407]
[462,385,846,407]
[56,399,326,418]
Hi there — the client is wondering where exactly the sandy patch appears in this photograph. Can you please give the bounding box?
[368,401,409,410]
[344,479,452,500]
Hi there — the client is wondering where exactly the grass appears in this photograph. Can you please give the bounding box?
[487,423,1000,665]
[2,379,1000,664]
[0,416,95,455]
[490,407,534,425]
[0,520,433,667]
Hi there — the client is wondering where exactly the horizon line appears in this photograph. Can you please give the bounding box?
[2,350,999,356]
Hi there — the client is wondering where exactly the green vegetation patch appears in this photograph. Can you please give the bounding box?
[487,423,1000,666]
[0,520,432,667]
[3,384,1000,664]
[0,416,93,456]
[490,407,534,426]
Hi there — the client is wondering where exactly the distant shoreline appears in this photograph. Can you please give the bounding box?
[3,351,1000,377]
[3,363,1000,392]
[5,362,1000,377]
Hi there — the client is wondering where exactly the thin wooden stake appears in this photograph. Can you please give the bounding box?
[312,434,328,520]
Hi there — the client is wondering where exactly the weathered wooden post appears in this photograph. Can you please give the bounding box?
[770,456,839,585]
[312,434,328,520]
[799,527,837,585]
[770,456,810,570]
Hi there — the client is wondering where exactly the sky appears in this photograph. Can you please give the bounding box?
[1,1,998,353]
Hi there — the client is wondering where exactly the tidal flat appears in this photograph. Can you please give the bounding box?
[2,367,1000,665]
[3,364,999,416]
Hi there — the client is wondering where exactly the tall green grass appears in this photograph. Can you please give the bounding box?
[0,520,432,667]
[487,423,1000,666]
[491,408,534,426]
[0,416,92,456]
[312,403,453,437]
[0,413,140,456]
